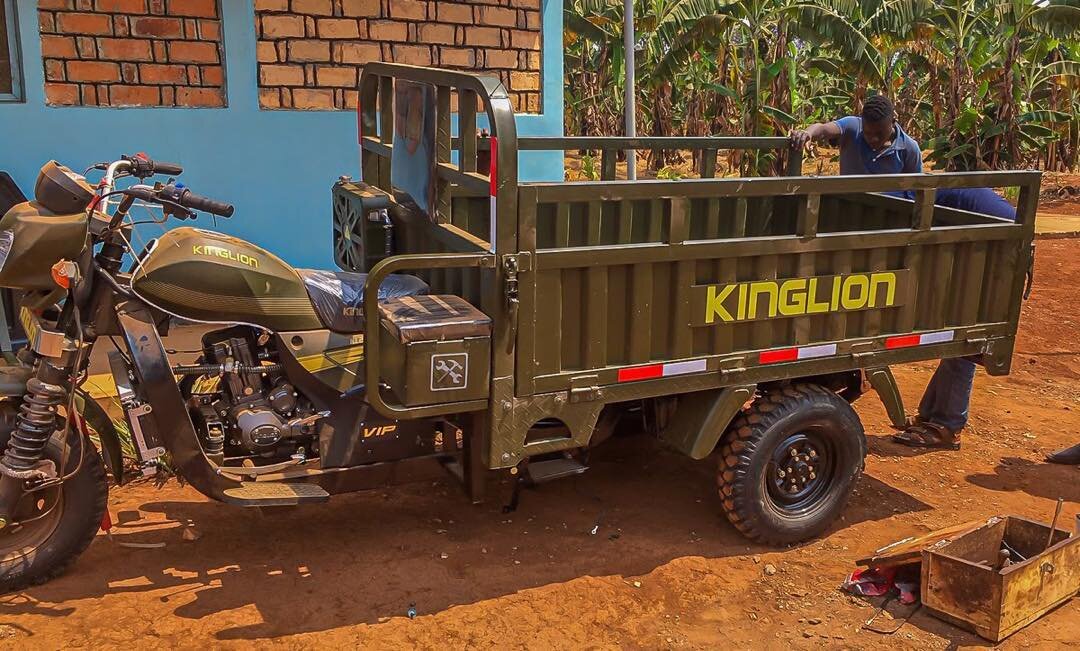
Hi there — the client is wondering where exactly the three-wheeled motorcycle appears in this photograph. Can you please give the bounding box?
[0,64,1038,590]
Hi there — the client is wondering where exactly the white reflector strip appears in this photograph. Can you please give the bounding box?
[489,195,497,251]
[662,359,708,376]
[797,343,838,360]
[919,330,955,345]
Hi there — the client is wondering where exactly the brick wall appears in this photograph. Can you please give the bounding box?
[0,1,13,95]
[38,0,226,107]
[255,0,542,112]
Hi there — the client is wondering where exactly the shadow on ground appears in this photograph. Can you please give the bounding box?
[1,435,930,641]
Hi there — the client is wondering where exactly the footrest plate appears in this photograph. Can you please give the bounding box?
[222,482,330,506]
[525,457,588,484]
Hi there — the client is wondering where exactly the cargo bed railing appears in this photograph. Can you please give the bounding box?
[514,169,1040,397]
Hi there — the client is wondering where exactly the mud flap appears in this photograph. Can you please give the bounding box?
[660,384,756,460]
[865,366,906,429]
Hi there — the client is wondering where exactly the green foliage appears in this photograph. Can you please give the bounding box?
[565,0,1080,171]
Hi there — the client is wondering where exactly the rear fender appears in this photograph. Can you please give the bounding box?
[660,385,756,460]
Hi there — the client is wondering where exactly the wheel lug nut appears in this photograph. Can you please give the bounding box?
[778,470,786,478]
[809,450,817,457]
[810,472,816,479]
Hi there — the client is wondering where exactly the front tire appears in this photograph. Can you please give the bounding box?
[0,431,108,592]
[717,383,866,545]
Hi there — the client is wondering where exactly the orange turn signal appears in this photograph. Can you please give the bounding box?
[51,259,78,289]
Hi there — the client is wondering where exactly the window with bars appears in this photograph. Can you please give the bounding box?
[0,0,21,101]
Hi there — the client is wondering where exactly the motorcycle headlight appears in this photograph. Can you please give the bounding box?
[0,231,13,274]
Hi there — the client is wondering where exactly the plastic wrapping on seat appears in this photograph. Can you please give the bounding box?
[379,295,491,344]
[297,269,429,333]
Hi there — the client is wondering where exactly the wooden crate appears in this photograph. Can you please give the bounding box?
[921,515,1079,642]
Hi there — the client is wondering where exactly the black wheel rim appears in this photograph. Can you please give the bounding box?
[764,427,838,515]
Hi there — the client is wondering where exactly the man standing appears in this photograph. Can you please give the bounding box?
[790,95,1009,451]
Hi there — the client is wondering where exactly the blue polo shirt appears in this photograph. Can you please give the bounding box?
[835,116,922,175]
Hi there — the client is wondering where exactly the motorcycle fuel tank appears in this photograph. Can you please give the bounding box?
[132,227,322,331]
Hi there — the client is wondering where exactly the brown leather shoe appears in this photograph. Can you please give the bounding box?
[1046,442,1080,465]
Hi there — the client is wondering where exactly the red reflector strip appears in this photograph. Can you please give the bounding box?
[885,334,922,349]
[617,364,663,382]
[617,359,707,382]
[760,348,798,364]
[489,136,498,196]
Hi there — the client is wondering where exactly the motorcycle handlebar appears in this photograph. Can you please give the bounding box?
[126,183,235,218]
[171,187,234,218]
[122,153,184,179]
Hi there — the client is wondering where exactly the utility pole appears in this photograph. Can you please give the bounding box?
[623,0,636,180]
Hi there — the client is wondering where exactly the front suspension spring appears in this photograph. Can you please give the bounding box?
[0,378,66,473]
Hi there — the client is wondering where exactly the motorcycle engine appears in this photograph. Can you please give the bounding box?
[186,327,319,461]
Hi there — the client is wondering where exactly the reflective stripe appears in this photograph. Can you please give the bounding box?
[886,330,954,349]
[919,330,955,345]
[797,343,837,359]
[760,348,798,364]
[618,359,708,382]
[885,334,921,349]
[663,359,708,376]
[617,364,662,382]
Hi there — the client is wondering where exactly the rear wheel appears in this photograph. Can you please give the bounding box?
[717,383,866,545]
[0,431,108,592]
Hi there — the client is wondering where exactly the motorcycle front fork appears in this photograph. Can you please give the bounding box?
[0,347,80,528]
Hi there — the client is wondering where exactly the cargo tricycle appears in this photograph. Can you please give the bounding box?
[0,64,1038,589]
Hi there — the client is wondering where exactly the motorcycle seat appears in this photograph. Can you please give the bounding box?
[297,269,429,333]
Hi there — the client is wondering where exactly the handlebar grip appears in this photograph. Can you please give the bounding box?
[177,190,234,218]
[153,161,184,176]
[122,187,157,202]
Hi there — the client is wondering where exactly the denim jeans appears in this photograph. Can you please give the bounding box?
[917,357,977,432]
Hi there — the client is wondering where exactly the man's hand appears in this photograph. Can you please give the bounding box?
[789,122,840,149]
[789,129,812,149]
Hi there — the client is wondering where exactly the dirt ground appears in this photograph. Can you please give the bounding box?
[1,252,1079,649]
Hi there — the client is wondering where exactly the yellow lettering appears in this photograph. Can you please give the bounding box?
[748,281,779,319]
[704,284,736,324]
[807,278,830,314]
[695,271,906,325]
[868,272,896,307]
[841,275,870,310]
[778,279,807,316]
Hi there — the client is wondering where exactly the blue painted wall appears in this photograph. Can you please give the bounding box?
[0,0,564,268]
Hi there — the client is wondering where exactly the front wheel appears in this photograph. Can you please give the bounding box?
[0,430,108,592]
[717,383,866,545]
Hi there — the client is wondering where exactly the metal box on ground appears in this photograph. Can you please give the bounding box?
[378,294,491,407]
[921,515,1079,642]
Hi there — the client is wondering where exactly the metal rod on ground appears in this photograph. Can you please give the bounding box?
[623,0,636,181]
[1045,497,1064,550]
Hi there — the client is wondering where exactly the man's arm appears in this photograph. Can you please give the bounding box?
[790,121,842,148]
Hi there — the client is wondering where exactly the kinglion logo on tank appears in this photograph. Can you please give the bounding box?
[692,270,912,325]
[192,245,260,269]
